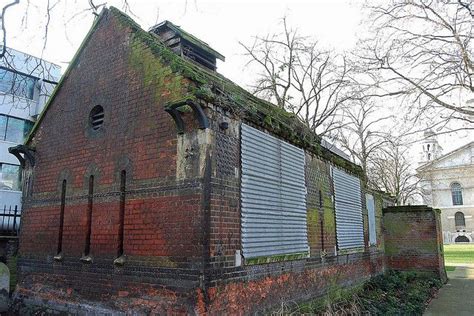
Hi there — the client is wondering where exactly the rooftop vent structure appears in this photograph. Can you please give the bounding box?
[149,21,225,71]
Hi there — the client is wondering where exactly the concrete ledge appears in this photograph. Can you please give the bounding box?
[383,205,440,213]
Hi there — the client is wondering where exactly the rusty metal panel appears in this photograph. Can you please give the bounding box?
[241,124,308,259]
[332,167,364,250]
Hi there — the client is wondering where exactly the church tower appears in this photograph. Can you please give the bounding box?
[418,129,443,166]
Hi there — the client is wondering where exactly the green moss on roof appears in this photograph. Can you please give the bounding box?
[27,6,363,176]
[110,8,362,175]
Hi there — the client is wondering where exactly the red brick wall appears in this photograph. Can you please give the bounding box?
[207,254,384,315]
[383,206,447,282]
[17,9,205,314]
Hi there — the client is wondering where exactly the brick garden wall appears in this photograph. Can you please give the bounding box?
[383,206,447,282]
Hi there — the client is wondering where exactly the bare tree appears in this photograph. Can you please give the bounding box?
[0,0,19,58]
[359,0,474,129]
[367,138,420,205]
[240,17,355,136]
[332,100,392,183]
[0,0,155,112]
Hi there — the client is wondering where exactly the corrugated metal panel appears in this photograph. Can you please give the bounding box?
[366,193,376,246]
[241,124,308,259]
[332,167,364,250]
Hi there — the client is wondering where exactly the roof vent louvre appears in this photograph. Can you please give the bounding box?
[149,21,225,71]
[90,105,104,130]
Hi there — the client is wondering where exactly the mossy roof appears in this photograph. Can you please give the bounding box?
[26,7,363,176]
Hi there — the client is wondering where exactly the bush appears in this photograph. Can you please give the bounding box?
[284,270,442,315]
[359,270,442,315]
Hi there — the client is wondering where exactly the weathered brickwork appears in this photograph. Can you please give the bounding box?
[16,9,207,314]
[13,8,446,315]
[206,252,384,314]
[207,110,241,271]
[383,206,447,282]
[305,154,337,257]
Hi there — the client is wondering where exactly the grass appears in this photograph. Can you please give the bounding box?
[445,266,456,272]
[7,255,17,292]
[444,244,474,265]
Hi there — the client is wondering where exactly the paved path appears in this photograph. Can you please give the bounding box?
[424,266,474,315]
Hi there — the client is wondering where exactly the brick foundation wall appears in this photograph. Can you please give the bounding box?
[206,252,383,315]
[383,206,447,282]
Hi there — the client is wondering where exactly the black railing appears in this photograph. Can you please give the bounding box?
[0,205,21,236]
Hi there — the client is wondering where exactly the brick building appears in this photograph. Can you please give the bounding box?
[10,8,444,314]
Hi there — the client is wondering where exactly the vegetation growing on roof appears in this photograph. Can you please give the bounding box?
[111,8,364,176]
[128,36,192,105]
[154,20,225,61]
[26,7,360,176]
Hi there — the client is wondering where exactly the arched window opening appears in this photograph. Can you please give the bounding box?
[455,235,469,243]
[451,183,463,206]
[427,144,430,151]
[455,212,465,228]
[118,170,126,257]
[57,180,66,255]
[83,175,94,260]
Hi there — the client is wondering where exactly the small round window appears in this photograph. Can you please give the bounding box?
[89,105,104,130]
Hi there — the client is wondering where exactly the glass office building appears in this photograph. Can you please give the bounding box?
[0,47,60,209]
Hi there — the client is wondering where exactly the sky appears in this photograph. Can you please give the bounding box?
[4,0,472,158]
[6,0,363,80]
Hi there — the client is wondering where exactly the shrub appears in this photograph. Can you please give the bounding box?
[284,270,442,315]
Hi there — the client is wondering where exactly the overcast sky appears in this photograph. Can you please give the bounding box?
[5,0,472,157]
[7,0,363,81]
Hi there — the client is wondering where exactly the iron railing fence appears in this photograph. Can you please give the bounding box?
[0,205,21,236]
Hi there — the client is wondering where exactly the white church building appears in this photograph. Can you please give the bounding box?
[417,131,474,244]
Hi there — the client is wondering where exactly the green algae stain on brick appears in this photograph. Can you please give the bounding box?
[323,196,335,232]
[307,208,320,255]
[128,37,193,104]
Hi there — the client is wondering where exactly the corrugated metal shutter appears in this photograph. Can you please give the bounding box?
[332,167,364,250]
[241,124,308,259]
[366,193,376,246]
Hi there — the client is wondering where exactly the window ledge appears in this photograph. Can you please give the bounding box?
[440,205,473,209]
[0,189,21,194]
[113,255,126,266]
[0,92,38,103]
[80,255,93,264]
[0,140,25,145]
[53,253,64,262]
